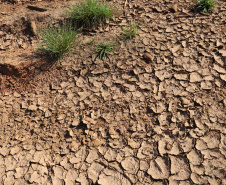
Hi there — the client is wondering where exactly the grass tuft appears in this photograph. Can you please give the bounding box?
[194,0,218,13]
[67,0,114,29]
[95,41,117,60]
[122,23,138,39]
[38,23,77,60]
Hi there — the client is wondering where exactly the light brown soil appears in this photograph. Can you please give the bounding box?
[0,0,226,184]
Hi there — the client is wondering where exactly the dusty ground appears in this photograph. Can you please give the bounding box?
[0,0,226,184]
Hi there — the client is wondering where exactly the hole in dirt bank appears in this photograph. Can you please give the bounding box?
[0,64,20,77]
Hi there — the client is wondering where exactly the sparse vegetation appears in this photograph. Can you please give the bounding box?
[194,0,218,13]
[38,23,77,60]
[122,23,138,39]
[95,41,117,60]
[67,0,114,29]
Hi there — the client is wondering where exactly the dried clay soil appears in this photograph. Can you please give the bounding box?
[0,0,226,184]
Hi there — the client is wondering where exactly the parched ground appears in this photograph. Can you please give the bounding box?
[0,0,226,184]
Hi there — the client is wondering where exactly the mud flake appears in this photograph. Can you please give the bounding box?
[170,155,190,180]
[190,72,202,83]
[98,168,131,185]
[213,64,226,74]
[87,162,104,183]
[147,157,170,179]
[201,81,212,90]
[155,70,172,81]
[121,157,139,174]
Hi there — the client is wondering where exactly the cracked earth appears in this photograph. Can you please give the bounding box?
[0,0,226,184]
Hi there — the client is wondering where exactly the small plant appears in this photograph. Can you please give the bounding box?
[38,23,77,60]
[95,41,117,60]
[67,0,114,29]
[122,23,138,39]
[194,0,218,13]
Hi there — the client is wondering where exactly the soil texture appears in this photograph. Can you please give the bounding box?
[0,0,226,185]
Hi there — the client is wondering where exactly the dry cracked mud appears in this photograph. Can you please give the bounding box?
[0,0,226,184]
